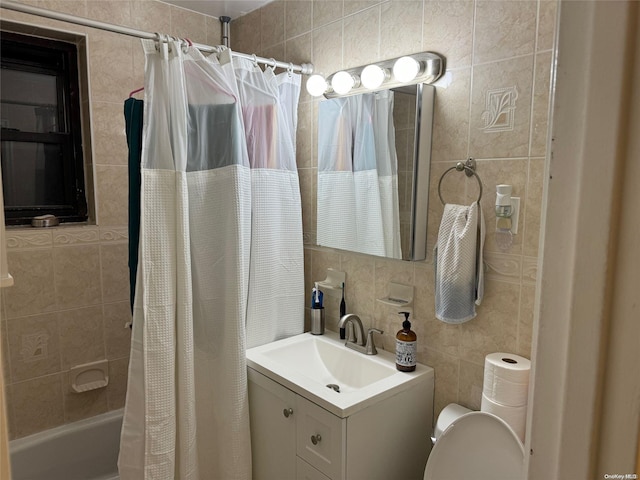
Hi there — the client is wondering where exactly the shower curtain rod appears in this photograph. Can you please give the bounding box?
[0,0,314,74]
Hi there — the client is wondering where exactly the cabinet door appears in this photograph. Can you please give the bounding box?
[248,368,297,480]
[297,457,332,480]
[296,396,346,480]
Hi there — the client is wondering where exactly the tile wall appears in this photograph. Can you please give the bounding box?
[0,0,221,439]
[232,0,556,418]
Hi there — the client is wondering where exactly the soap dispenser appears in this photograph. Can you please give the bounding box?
[395,311,417,372]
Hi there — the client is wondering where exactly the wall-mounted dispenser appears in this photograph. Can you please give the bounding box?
[495,184,520,251]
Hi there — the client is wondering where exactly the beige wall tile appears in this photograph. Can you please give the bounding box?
[1,321,10,384]
[530,52,552,157]
[230,9,261,55]
[103,301,132,360]
[423,1,474,69]
[7,313,61,382]
[299,168,315,242]
[5,250,57,319]
[343,0,378,16]
[296,100,313,168]
[107,357,129,409]
[11,374,64,439]
[261,0,285,48]
[88,30,134,103]
[379,1,423,59]
[523,157,545,257]
[58,305,105,369]
[458,359,483,410]
[53,245,102,309]
[170,5,208,45]
[312,20,343,74]
[458,280,519,365]
[53,226,100,246]
[95,165,129,227]
[340,252,376,322]
[537,0,557,52]
[313,0,342,29]
[62,370,108,422]
[473,0,537,64]
[286,0,312,39]
[38,0,87,16]
[5,230,52,250]
[91,101,128,166]
[100,243,130,303]
[425,348,459,419]
[86,0,132,27]
[260,42,285,63]
[286,32,312,102]
[206,15,222,46]
[431,68,471,163]
[517,283,535,359]
[342,6,379,69]
[484,252,522,284]
[130,0,171,33]
[469,55,534,159]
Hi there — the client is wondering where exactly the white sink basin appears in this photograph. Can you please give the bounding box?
[246,331,433,417]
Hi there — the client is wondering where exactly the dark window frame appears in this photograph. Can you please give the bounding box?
[1,31,87,225]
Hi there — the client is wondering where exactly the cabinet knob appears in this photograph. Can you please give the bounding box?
[311,434,322,445]
[283,408,293,418]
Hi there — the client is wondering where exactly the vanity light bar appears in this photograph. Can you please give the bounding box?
[310,52,445,98]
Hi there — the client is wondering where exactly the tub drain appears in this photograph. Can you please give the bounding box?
[326,383,340,393]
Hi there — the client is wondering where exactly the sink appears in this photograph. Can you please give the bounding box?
[246,331,433,417]
[260,334,398,390]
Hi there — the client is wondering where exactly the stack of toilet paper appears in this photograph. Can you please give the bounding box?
[481,352,531,442]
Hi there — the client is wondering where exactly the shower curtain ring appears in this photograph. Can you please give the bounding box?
[252,54,259,68]
[269,58,277,70]
[287,62,294,77]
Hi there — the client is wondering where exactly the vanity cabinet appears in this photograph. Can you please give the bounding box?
[248,367,432,480]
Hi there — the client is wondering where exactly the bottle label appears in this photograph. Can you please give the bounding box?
[396,340,416,367]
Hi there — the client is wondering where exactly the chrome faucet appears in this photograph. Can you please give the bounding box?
[337,314,383,355]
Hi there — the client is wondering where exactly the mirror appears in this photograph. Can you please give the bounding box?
[316,83,434,261]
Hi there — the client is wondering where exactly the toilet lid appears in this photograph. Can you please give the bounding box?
[424,411,525,480]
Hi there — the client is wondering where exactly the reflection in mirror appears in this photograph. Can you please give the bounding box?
[316,84,434,261]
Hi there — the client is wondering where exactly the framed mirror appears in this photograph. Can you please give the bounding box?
[316,83,434,261]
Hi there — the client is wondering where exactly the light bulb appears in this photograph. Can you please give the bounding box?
[306,74,328,97]
[331,71,357,95]
[361,64,388,89]
[392,56,421,83]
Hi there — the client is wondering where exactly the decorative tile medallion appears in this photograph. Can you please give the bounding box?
[20,332,50,362]
[481,86,519,132]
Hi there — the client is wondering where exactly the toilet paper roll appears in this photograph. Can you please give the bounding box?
[484,353,531,384]
[482,374,529,407]
[481,393,527,442]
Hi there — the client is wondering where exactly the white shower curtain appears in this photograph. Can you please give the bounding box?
[118,40,252,479]
[235,58,305,349]
[317,91,401,258]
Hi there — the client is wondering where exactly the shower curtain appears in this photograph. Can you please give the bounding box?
[118,40,252,479]
[235,58,304,349]
[317,91,401,258]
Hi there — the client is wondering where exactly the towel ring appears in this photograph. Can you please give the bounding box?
[438,158,483,205]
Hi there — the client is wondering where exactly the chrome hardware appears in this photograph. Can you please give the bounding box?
[431,436,437,445]
[283,408,293,418]
[338,314,383,355]
[365,328,384,355]
[311,434,322,445]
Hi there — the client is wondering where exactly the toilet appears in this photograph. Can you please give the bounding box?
[424,403,525,480]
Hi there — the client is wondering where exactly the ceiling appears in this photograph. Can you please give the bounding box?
[162,0,271,19]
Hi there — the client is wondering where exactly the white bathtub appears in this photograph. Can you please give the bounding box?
[10,409,122,480]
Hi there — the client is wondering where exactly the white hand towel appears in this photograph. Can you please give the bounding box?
[434,201,485,323]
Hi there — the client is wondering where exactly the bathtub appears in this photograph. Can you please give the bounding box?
[10,409,122,480]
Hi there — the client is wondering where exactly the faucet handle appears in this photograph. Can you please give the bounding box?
[365,328,384,355]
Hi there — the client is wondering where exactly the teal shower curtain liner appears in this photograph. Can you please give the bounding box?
[124,97,143,312]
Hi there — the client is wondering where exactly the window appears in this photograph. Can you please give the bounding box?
[1,31,87,225]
